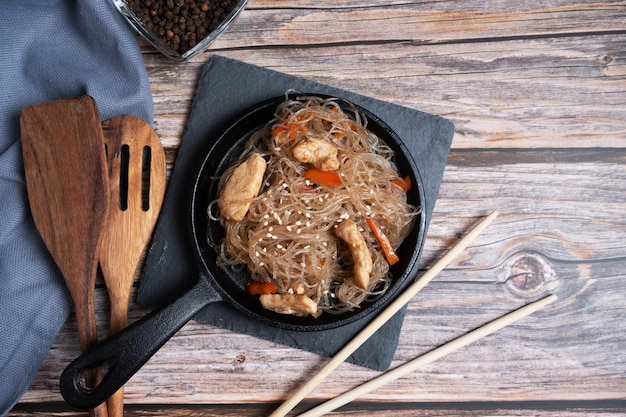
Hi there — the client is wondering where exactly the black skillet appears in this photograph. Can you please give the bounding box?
[60,94,426,409]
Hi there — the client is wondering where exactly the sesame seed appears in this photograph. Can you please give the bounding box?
[286,225,293,232]
[259,262,264,266]
[268,226,274,232]
[296,228,302,234]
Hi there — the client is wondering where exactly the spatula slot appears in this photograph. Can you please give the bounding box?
[142,145,152,211]
[119,144,130,211]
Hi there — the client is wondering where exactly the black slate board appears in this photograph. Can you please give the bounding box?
[137,55,454,371]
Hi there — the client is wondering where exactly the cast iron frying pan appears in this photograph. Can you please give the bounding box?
[60,94,426,409]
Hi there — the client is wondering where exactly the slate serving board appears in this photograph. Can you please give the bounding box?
[137,55,454,371]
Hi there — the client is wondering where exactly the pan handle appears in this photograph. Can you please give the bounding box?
[60,277,220,409]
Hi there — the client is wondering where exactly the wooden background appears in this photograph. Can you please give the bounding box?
[10,0,626,416]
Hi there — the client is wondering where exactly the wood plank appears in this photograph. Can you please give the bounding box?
[145,34,626,150]
[8,401,626,417]
[210,1,626,48]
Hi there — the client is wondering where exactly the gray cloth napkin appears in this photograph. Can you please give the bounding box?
[0,1,153,413]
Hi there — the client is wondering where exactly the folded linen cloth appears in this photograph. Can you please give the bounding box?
[0,1,153,414]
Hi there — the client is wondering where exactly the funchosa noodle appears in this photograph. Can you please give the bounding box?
[211,92,420,317]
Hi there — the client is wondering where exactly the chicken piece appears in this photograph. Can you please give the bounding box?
[218,153,266,221]
[259,293,318,316]
[292,138,340,171]
[335,219,372,289]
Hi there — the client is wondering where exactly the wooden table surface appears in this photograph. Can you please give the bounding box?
[10,1,626,416]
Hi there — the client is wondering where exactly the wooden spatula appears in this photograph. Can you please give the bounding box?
[20,95,109,417]
[99,115,166,417]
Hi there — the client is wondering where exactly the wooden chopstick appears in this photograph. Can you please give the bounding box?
[297,294,558,417]
[269,210,500,417]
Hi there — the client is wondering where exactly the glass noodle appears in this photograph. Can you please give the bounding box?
[212,93,420,316]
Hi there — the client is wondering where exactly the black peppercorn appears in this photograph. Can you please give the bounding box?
[128,0,241,55]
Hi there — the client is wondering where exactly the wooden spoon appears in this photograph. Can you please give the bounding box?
[20,95,109,417]
[99,115,166,417]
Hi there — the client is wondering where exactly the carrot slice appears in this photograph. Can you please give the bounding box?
[365,217,400,265]
[246,282,278,295]
[391,175,411,191]
[304,168,342,186]
[272,124,287,137]
[288,124,299,139]
[273,123,307,140]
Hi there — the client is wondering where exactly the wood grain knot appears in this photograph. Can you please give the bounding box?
[499,252,557,299]
[602,54,614,65]
[234,354,246,365]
